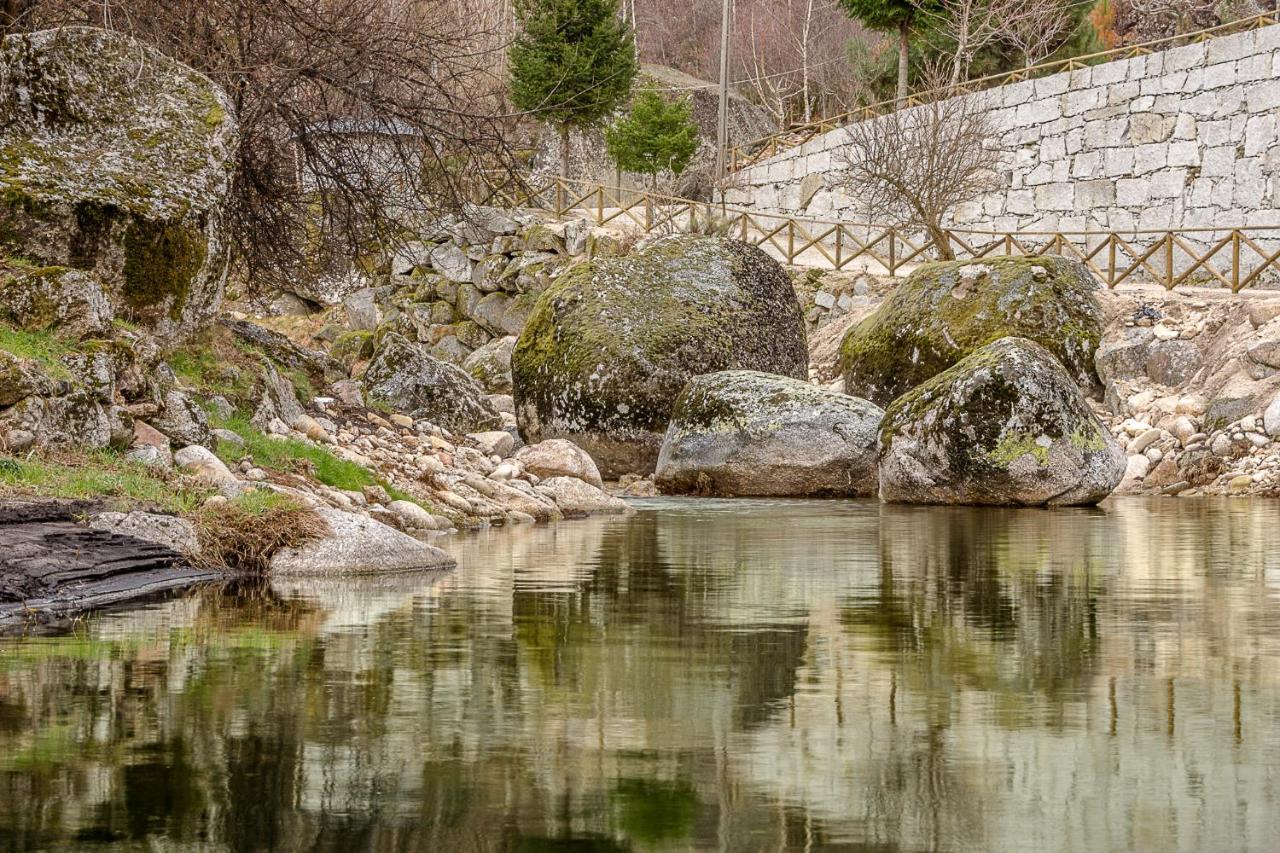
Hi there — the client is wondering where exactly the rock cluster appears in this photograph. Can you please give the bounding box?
[512,235,809,477]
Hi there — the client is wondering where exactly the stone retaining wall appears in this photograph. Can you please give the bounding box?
[725,25,1280,239]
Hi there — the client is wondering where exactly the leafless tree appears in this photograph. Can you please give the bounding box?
[835,76,1000,260]
[922,0,1079,86]
[23,0,517,295]
[999,0,1074,67]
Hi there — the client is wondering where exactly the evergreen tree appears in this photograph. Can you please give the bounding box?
[838,0,937,104]
[604,90,700,192]
[509,0,639,182]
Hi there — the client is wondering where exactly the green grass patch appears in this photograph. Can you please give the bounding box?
[0,450,210,513]
[167,336,256,405]
[0,324,74,378]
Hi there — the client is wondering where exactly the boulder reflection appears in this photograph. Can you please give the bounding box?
[0,497,1278,852]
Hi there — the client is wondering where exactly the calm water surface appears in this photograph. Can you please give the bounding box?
[2,497,1280,852]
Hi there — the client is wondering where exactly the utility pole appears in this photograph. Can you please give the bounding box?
[715,0,732,193]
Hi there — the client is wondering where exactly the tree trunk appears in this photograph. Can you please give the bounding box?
[896,22,910,106]
[927,221,955,261]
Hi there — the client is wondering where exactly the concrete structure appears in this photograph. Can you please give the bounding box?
[725,24,1280,238]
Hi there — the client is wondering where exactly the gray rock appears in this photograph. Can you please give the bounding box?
[271,507,455,575]
[462,335,516,394]
[0,267,114,338]
[655,370,883,497]
[364,333,501,433]
[1145,339,1202,387]
[1095,326,1155,385]
[174,444,237,483]
[211,428,245,450]
[221,318,342,380]
[0,27,238,338]
[330,379,365,408]
[515,439,604,489]
[879,337,1126,506]
[251,361,305,432]
[88,511,199,555]
[343,288,382,331]
[468,430,515,457]
[841,256,1104,407]
[0,391,110,449]
[152,389,213,448]
[430,243,473,283]
[513,236,808,477]
[535,476,630,516]
[0,351,57,407]
[1265,394,1280,438]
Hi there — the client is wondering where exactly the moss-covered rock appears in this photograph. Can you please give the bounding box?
[840,257,1103,407]
[0,349,57,406]
[655,370,883,496]
[331,329,376,368]
[463,335,515,394]
[364,332,501,433]
[0,264,113,337]
[512,235,808,476]
[879,337,1125,506]
[0,27,238,340]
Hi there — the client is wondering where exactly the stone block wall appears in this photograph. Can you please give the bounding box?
[725,25,1280,243]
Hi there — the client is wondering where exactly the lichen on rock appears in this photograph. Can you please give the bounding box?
[655,369,883,497]
[0,26,238,340]
[512,235,808,477]
[364,332,501,433]
[840,256,1104,407]
[879,336,1125,506]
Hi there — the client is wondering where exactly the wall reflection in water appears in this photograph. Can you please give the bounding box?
[1,497,1279,852]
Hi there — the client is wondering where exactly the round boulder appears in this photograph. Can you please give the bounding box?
[514,438,604,489]
[512,235,808,477]
[879,337,1125,506]
[0,27,238,339]
[655,370,883,497]
[841,257,1103,407]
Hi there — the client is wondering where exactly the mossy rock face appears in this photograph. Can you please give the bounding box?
[364,333,501,433]
[879,337,1125,506]
[0,264,113,337]
[331,330,376,368]
[0,349,57,406]
[512,236,808,477]
[840,257,1103,407]
[655,370,883,497]
[0,27,238,340]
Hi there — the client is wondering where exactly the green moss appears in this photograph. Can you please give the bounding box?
[121,219,206,321]
[986,433,1050,467]
[331,330,375,365]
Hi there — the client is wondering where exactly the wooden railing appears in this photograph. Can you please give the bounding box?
[728,10,1280,172]
[482,176,1280,292]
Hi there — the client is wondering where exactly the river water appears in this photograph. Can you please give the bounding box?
[1,497,1279,852]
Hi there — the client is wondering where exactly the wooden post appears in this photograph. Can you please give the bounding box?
[1232,230,1241,291]
[1108,235,1117,288]
[788,220,795,263]
[888,229,897,276]
[1164,233,1174,289]
[835,226,843,269]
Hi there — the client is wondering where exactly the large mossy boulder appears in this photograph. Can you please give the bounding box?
[0,27,238,340]
[655,370,883,497]
[364,333,501,433]
[840,257,1103,407]
[512,236,808,477]
[878,337,1125,506]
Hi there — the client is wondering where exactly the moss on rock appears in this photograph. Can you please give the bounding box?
[511,235,808,477]
[878,337,1125,506]
[840,256,1104,407]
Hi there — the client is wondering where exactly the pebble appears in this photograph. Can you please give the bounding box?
[1128,428,1163,455]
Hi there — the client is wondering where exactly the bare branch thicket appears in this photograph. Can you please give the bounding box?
[836,72,1001,260]
[921,0,1078,86]
[25,0,518,295]
[998,0,1074,67]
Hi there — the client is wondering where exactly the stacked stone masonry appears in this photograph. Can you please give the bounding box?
[725,25,1280,243]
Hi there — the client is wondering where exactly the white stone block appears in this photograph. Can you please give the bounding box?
[1105,148,1136,176]
[1033,74,1069,98]
[1167,141,1201,167]
[1199,119,1233,147]
[1129,112,1173,143]
[1244,114,1276,158]
[1164,42,1206,72]
[1172,113,1198,140]
[1040,135,1066,160]
[1116,178,1150,206]
[1072,151,1103,179]
[1202,61,1238,89]
[1235,158,1267,207]
[1201,145,1236,177]
[1092,60,1128,87]
[1065,87,1103,116]
[1107,80,1141,107]
[1034,182,1075,211]
[1002,80,1036,107]
[1247,83,1280,112]
[1134,143,1168,174]
[1006,189,1035,215]
[1075,179,1116,209]
[1206,31,1255,64]
[1148,168,1188,198]
[1236,52,1272,82]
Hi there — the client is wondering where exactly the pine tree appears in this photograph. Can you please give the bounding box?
[838,0,937,104]
[509,0,639,182]
[604,90,700,192]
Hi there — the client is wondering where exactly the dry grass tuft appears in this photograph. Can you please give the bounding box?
[195,490,329,576]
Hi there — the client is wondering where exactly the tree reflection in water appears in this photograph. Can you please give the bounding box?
[1,497,1279,852]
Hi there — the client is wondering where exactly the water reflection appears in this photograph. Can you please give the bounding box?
[1,498,1279,851]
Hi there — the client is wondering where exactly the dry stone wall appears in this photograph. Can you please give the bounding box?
[725,25,1280,240]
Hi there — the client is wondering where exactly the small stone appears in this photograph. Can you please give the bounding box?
[468,430,515,457]
[1124,454,1151,481]
[1145,447,1163,464]
[1169,416,1197,445]
[387,499,438,530]
[1211,434,1233,456]
[174,445,236,484]
[489,462,518,481]
[1128,428,1163,455]
[1228,474,1254,493]
[1161,480,1190,496]
[390,413,414,429]
[362,484,390,504]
